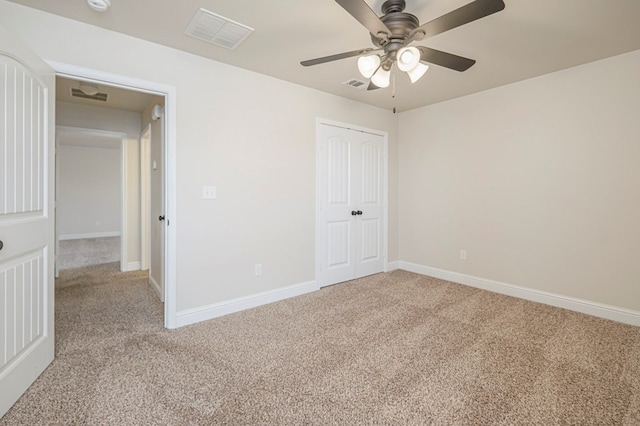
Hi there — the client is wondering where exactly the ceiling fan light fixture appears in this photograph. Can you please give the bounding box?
[371,66,391,88]
[86,0,111,12]
[397,47,420,72]
[407,62,429,83]
[357,55,381,79]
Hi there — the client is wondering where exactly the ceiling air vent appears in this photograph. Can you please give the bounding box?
[70,88,108,102]
[342,78,367,90]
[185,8,254,50]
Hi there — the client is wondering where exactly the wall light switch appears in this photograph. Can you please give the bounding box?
[203,186,216,200]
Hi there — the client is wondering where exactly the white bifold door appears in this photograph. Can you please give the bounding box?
[0,25,55,416]
[318,123,386,287]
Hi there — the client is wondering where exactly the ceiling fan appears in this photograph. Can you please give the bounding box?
[301,0,505,89]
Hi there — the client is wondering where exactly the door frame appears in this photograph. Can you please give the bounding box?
[140,124,151,272]
[315,117,389,286]
[49,61,178,329]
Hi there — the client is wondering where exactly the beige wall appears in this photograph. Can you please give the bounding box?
[0,2,399,313]
[399,49,640,312]
[57,143,121,238]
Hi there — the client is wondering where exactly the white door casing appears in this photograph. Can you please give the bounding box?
[49,61,177,328]
[149,114,164,301]
[317,120,387,287]
[140,125,151,272]
[0,25,55,416]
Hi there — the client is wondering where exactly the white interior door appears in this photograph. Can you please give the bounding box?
[149,114,164,301]
[318,122,386,287]
[0,25,55,416]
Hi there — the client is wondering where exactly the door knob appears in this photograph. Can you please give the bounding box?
[351,211,357,216]
[0,240,3,251]
[158,215,165,221]
[357,210,363,215]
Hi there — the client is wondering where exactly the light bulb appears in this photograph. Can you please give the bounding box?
[371,66,391,88]
[357,55,381,79]
[407,63,429,83]
[87,0,111,12]
[397,47,420,72]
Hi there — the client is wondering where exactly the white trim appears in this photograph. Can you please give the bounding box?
[140,125,151,271]
[399,261,640,326]
[149,275,162,301]
[59,231,120,240]
[176,280,319,328]
[49,60,178,329]
[386,261,400,271]
[122,261,141,272]
[120,133,128,273]
[315,118,389,287]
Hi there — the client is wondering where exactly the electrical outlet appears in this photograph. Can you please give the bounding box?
[203,185,216,200]
[254,264,262,276]
[460,250,467,261]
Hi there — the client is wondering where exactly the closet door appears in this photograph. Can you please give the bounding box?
[318,123,385,287]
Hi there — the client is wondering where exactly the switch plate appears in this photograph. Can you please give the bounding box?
[203,186,216,200]
[460,250,467,261]
[254,264,262,276]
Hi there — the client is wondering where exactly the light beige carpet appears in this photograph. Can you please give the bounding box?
[57,237,120,270]
[2,264,639,424]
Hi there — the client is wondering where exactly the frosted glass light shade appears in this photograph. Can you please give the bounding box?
[371,66,391,88]
[397,47,420,72]
[407,62,429,83]
[357,55,381,79]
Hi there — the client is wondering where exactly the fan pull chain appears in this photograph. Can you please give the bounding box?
[392,71,397,114]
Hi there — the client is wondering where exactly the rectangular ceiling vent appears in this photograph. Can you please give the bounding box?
[70,88,108,102]
[343,78,368,90]
[185,8,254,50]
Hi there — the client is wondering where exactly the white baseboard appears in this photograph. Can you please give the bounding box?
[59,231,120,240]
[176,280,319,328]
[386,261,400,271]
[149,275,163,302]
[399,261,640,327]
[121,261,141,272]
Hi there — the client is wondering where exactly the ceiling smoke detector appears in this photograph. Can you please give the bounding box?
[86,0,111,12]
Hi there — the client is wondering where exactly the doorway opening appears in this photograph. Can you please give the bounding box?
[55,126,127,273]
[51,62,177,328]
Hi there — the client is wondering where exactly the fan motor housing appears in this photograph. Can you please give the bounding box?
[372,1,419,61]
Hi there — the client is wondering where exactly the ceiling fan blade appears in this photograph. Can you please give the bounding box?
[415,0,505,39]
[301,48,375,67]
[335,0,391,39]
[416,46,476,72]
[367,81,380,91]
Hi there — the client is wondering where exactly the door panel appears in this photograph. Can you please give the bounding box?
[318,123,385,287]
[325,220,354,284]
[361,142,381,204]
[0,25,55,417]
[321,132,356,285]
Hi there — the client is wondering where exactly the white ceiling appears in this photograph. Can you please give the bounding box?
[10,0,640,112]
